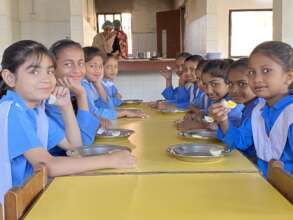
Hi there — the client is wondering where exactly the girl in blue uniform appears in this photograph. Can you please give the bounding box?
[102,54,145,118]
[82,47,117,125]
[158,55,203,110]
[202,59,244,126]
[177,59,243,131]
[102,54,123,107]
[212,58,262,161]
[160,52,191,102]
[191,59,209,110]
[46,40,100,152]
[0,41,136,204]
[173,55,203,109]
[210,41,293,177]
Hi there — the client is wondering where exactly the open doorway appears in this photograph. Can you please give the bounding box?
[156,9,182,58]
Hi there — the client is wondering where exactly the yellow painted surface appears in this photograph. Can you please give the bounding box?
[90,104,258,174]
[25,173,293,220]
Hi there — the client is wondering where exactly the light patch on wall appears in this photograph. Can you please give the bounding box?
[230,10,272,57]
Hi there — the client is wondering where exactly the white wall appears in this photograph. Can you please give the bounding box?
[19,0,70,48]
[116,71,179,101]
[70,0,97,46]
[214,0,273,58]
[273,0,293,46]
[0,0,19,58]
[184,0,207,55]
[175,0,273,57]
[132,0,172,55]
[281,0,293,46]
[0,0,96,54]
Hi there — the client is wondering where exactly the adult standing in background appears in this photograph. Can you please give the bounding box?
[112,20,128,59]
[92,20,116,54]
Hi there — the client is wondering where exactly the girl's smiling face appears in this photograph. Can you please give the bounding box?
[175,57,185,77]
[85,56,103,82]
[181,60,198,83]
[228,67,256,104]
[248,53,293,105]
[202,73,229,101]
[55,47,86,83]
[10,55,56,107]
[104,57,118,80]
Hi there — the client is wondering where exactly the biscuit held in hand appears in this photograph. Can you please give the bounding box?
[223,100,237,109]
[51,86,71,107]
[48,94,57,105]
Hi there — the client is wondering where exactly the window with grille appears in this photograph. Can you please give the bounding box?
[97,13,132,55]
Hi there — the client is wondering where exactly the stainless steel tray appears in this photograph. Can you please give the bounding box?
[167,143,230,162]
[67,144,131,157]
[96,128,134,139]
[122,99,143,104]
[160,108,186,114]
[178,129,217,140]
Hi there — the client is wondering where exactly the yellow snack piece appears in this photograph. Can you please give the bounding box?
[223,100,237,109]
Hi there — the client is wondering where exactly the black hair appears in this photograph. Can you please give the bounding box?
[223,58,234,66]
[196,59,208,71]
[185,55,203,63]
[83,46,105,63]
[228,58,249,73]
[250,41,293,72]
[50,39,82,59]
[176,52,192,60]
[104,53,118,64]
[0,40,54,97]
[202,59,231,82]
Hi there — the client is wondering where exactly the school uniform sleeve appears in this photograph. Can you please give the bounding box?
[281,124,293,174]
[217,117,254,151]
[8,104,43,159]
[93,96,117,120]
[161,86,175,100]
[175,86,190,105]
[227,104,244,127]
[95,107,117,121]
[76,109,100,145]
[111,86,123,107]
[8,104,40,187]
[176,102,190,109]
[111,97,123,107]
[97,95,116,109]
[47,116,65,149]
[192,93,205,109]
[90,96,117,120]
[45,104,64,129]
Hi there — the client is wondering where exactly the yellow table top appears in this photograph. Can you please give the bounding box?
[90,104,258,174]
[25,173,293,220]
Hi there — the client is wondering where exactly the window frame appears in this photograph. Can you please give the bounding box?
[228,9,273,58]
[97,12,122,33]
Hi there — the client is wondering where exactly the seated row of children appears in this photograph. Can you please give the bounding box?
[157,41,293,177]
[0,40,139,204]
